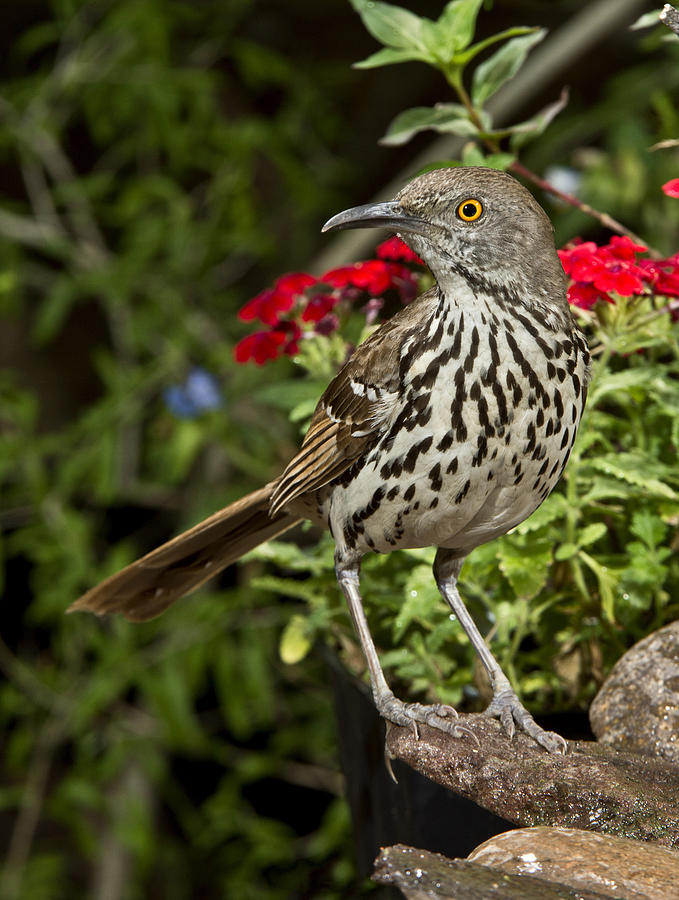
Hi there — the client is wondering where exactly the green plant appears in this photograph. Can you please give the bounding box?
[0,2,352,897]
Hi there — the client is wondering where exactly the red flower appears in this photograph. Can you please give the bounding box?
[235,250,421,365]
[234,330,287,364]
[567,283,611,310]
[607,235,647,259]
[234,322,301,365]
[638,256,679,298]
[559,237,649,306]
[276,272,318,296]
[238,272,316,325]
[376,236,424,265]
[558,241,598,278]
[301,292,337,323]
[320,259,416,295]
[662,178,679,198]
[322,260,395,294]
[592,266,645,296]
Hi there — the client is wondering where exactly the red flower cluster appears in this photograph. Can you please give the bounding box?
[234,238,422,364]
[558,235,679,310]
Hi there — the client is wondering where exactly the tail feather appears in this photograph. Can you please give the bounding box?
[68,482,302,622]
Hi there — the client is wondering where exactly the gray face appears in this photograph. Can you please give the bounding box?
[393,166,564,298]
[322,166,567,308]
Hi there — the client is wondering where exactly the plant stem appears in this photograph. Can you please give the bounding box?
[0,717,65,900]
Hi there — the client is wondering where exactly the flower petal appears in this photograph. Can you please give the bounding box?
[662,178,679,198]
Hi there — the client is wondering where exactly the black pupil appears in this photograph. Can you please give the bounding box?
[462,202,477,218]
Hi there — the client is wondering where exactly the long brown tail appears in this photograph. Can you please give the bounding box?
[68,482,302,622]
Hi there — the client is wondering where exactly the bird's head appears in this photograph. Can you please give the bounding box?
[322,166,567,312]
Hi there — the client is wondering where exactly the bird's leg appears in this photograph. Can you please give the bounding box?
[433,549,567,754]
[335,555,474,741]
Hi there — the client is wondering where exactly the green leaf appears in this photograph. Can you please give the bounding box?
[471,28,546,107]
[381,104,476,146]
[254,379,327,412]
[250,574,321,604]
[435,0,485,54]
[460,143,487,166]
[630,10,663,30]
[578,551,618,622]
[460,143,515,170]
[508,88,569,149]
[33,277,78,344]
[393,564,441,641]
[578,522,608,548]
[630,509,667,548]
[349,0,429,52]
[589,454,677,500]
[515,492,569,534]
[353,47,429,69]
[246,539,331,575]
[554,542,578,561]
[289,398,318,425]
[580,478,638,505]
[141,661,204,751]
[214,632,275,737]
[453,26,541,66]
[479,152,516,170]
[498,538,552,599]
[587,365,661,408]
[165,420,205,481]
[280,613,313,664]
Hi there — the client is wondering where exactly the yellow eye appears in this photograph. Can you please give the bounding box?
[456,199,483,222]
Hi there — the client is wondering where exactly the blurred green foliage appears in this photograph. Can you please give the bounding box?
[2,1,679,898]
[0,1,353,897]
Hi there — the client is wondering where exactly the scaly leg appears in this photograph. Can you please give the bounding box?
[433,548,567,754]
[336,555,473,741]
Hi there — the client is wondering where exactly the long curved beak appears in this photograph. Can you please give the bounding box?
[322,200,428,236]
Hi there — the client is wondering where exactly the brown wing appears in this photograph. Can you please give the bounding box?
[270,286,439,515]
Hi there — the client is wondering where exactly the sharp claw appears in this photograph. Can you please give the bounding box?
[500,707,515,739]
[453,723,480,747]
[376,693,474,743]
[384,749,399,784]
[484,689,567,753]
[538,730,569,755]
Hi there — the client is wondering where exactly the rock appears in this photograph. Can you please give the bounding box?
[385,716,679,847]
[468,825,679,900]
[590,621,679,762]
[372,843,616,899]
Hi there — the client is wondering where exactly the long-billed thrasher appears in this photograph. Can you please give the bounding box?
[70,166,591,753]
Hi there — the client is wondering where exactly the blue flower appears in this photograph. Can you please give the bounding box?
[164,368,223,419]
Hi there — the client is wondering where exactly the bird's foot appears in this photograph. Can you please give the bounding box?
[484,688,567,754]
[376,691,477,744]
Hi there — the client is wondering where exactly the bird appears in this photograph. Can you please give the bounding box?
[69,166,591,753]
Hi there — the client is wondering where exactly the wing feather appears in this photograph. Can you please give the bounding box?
[270,287,439,515]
